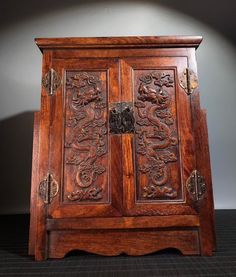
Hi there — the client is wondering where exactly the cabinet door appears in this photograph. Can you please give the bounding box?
[121,57,197,216]
[46,58,122,218]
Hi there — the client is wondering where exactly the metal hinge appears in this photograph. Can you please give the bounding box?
[42,68,61,96]
[186,170,207,202]
[179,68,198,95]
[38,173,59,204]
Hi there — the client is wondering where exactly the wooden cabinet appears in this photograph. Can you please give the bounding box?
[29,36,215,260]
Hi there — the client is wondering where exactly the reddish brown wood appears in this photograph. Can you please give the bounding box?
[187,48,216,255]
[30,36,215,260]
[35,36,202,52]
[48,229,200,258]
[121,57,197,216]
[46,215,200,230]
[52,48,190,60]
[198,110,216,254]
[28,112,40,255]
[34,50,53,261]
[46,59,122,219]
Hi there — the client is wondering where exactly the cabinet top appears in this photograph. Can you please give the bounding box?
[35,36,202,52]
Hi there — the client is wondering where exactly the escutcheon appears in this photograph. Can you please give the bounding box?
[109,102,135,134]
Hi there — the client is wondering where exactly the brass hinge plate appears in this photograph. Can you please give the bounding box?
[179,68,198,95]
[186,170,206,202]
[42,68,61,96]
[38,173,59,204]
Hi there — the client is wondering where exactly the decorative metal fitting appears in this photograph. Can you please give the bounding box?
[109,102,135,134]
[38,173,59,204]
[42,68,61,96]
[179,68,198,95]
[186,170,207,201]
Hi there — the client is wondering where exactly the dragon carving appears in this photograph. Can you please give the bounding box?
[65,72,107,202]
[135,71,178,199]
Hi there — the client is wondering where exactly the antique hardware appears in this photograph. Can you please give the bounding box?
[186,170,207,201]
[179,68,198,95]
[38,173,59,204]
[109,102,135,134]
[42,68,61,96]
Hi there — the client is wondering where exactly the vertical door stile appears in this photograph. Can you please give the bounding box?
[35,50,53,261]
[108,59,123,215]
[47,63,63,218]
[176,58,198,207]
[120,59,136,214]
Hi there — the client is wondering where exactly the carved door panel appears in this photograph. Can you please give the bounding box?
[121,58,197,216]
[47,59,123,218]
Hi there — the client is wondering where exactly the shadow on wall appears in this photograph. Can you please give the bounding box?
[0,0,236,214]
[0,112,34,214]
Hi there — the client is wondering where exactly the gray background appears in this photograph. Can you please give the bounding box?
[0,0,235,214]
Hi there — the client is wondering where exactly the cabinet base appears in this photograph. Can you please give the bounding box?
[45,229,201,260]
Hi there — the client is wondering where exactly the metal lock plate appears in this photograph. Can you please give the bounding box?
[109,102,135,134]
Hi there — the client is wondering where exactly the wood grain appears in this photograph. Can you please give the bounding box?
[187,48,216,255]
[28,112,40,256]
[48,229,200,258]
[35,36,202,52]
[29,36,215,260]
[34,50,53,261]
[46,215,200,230]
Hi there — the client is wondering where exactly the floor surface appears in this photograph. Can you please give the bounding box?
[0,210,235,276]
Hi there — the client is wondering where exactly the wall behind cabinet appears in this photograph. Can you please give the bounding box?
[0,0,236,213]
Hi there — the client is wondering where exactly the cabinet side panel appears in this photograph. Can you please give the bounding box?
[34,50,53,261]
[28,112,40,255]
[199,110,216,252]
[188,48,215,255]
